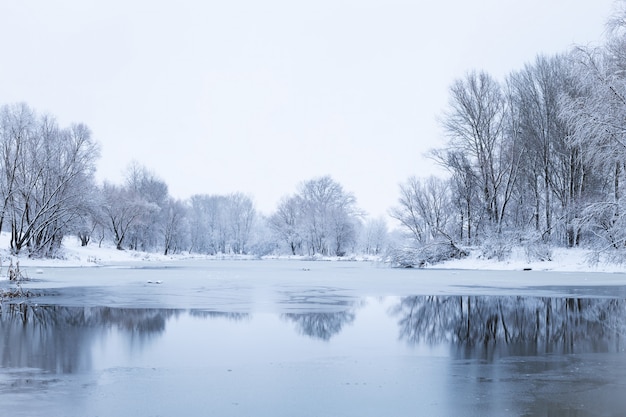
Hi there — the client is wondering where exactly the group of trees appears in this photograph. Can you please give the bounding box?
[94,172,386,258]
[391,4,626,261]
[269,176,364,256]
[82,163,262,257]
[0,111,381,259]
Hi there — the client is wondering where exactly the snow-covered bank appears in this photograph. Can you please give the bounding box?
[2,232,626,275]
[0,234,183,269]
[433,246,626,274]
[0,234,377,270]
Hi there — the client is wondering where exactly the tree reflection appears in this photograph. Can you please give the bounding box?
[189,310,250,321]
[0,304,180,373]
[392,296,626,357]
[282,311,356,340]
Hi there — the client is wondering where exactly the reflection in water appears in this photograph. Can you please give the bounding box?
[278,287,359,340]
[392,296,626,358]
[2,295,625,375]
[0,304,180,374]
[189,310,250,321]
[1,295,626,416]
[282,311,356,340]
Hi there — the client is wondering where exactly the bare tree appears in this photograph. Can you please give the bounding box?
[0,105,100,257]
[441,71,520,235]
[162,198,188,255]
[124,162,169,251]
[101,182,155,250]
[298,176,361,256]
[559,7,626,254]
[359,216,388,255]
[269,195,303,255]
[186,193,257,255]
[226,192,256,254]
[0,103,34,234]
[507,54,583,244]
[390,176,453,244]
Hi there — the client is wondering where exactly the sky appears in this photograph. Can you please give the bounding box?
[0,1,618,218]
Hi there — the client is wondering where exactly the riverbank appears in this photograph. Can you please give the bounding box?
[1,232,625,275]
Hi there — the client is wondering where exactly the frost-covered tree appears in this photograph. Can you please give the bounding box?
[431,149,480,245]
[72,185,104,247]
[442,71,505,227]
[0,103,33,234]
[186,193,256,255]
[226,192,256,255]
[507,54,585,245]
[246,213,278,256]
[270,176,362,256]
[187,195,210,253]
[359,216,388,256]
[390,176,453,244]
[439,71,521,237]
[187,194,227,254]
[124,162,168,252]
[269,195,303,255]
[560,5,626,254]
[101,182,155,250]
[0,104,100,257]
[161,198,188,255]
[389,175,469,267]
[297,176,361,256]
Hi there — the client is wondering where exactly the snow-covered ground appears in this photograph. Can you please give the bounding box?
[435,245,625,273]
[1,232,626,274]
[0,236,618,273]
[0,233,203,269]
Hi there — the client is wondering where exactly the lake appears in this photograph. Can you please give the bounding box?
[1,260,626,416]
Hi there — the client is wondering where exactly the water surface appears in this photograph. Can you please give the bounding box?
[1,261,626,416]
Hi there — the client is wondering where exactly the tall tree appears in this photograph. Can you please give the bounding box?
[439,71,520,237]
[359,216,388,256]
[269,195,303,255]
[226,192,256,255]
[298,176,361,256]
[560,9,626,252]
[101,182,154,250]
[124,162,169,252]
[161,198,188,255]
[0,104,100,257]
[508,54,580,244]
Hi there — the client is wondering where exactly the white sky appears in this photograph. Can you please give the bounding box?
[0,1,617,218]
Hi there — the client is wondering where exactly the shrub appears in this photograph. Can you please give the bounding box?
[387,240,468,268]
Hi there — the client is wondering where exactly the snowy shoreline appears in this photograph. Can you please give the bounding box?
[1,233,625,277]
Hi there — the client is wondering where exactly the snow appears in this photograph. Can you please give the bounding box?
[435,246,623,273]
[0,233,197,269]
[1,232,625,274]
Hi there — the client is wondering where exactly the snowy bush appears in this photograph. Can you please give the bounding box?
[523,241,553,262]
[387,240,468,268]
[479,235,512,261]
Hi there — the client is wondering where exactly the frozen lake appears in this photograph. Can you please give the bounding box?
[1,260,626,416]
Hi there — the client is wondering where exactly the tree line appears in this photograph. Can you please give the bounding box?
[0,106,385,258]
[390,4,626,263]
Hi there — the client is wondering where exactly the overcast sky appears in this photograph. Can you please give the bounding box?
[0,1,617,218]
